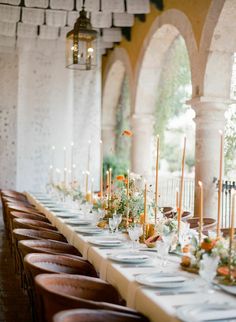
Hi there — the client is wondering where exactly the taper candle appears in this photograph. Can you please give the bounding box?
[144,182,147,224]
[71,142,74,182]
[178,137,186,234]
[85,171,90,195]
[176,189,179,212]
[217,130,224,238]
[127,169,130,197]
[106,170,109,197]
[100,140,103,198]
[155,135,160,224]
[109,168,112,198]
[87,140,91,172]
[230,193,236,243]
[198,181,203,242]
[91,178,94,203]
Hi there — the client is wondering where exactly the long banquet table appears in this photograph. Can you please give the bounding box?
[26,193,236,322]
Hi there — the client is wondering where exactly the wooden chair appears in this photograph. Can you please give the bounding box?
[35,274,146,322]
[53,309,149,322]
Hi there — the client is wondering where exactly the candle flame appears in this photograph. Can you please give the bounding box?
[63,146,66,150]
[198,181,203,187]
[100,140,102,144]
[52,145,55,150]
[219,130,223,135]
[71,142,74,146]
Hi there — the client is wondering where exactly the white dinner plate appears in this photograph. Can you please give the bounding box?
[75,227,104,235]
[47,207,65,212]
[56,213,77,218]
[88,237,124,247]
[65,218,93,226]
[135,272,189,288]
[108,252,150,264]
[176,303,236,322]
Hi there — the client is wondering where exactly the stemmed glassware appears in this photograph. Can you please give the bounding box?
[128,224,143,249]
[157,232,174,267]
[109,218,117,234]
[113,212,122,233]
[199,253,219,293]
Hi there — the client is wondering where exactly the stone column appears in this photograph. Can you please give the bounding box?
[189,97,229,219]
[102,125,116,156]
[131,114,154,179]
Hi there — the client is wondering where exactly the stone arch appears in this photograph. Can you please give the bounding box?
[131,9,197,178]
[102,47,133,155]
[134,9,199,116]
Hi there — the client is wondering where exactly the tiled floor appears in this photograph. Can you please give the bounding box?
[0,209,32,322]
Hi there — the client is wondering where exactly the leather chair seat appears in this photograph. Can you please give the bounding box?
[13,228,67,243]
[18,239,80,258]
[24,253,97,277]
[53,309,149,322]
[13,218,58,232]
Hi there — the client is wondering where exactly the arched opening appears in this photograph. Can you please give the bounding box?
[133,14,197,211]
[102,56,132,176]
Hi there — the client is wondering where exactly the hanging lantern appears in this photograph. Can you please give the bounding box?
[66,7,97,70]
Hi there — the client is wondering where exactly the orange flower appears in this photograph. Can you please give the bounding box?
[116,175,125,181]
[97,191,102,197]
[123,178,128,185]
[200,238,216,251]
[122,130,133,137]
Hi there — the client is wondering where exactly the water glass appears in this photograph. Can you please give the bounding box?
[109,218,117,234]
[128,224,143,249]
[113,212,122,232]
[199,254,219,293]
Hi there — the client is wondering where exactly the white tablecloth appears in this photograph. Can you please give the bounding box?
[26,193,236,322]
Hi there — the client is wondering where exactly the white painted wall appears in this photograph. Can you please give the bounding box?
[0,49,18,189]
[0,38,101,192]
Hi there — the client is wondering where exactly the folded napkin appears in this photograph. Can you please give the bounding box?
[116,255,148,260]
[147,276,186,283]
[97,240,122,244]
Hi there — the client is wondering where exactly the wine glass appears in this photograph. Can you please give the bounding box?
[128,224,143,249]
[199,253,219,293]
[113,212,122,233]
[157,232,174,267]
[109,218,116,234]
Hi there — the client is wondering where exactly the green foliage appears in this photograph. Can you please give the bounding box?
[115,76,131,166]
[154,36,191,139]
[225,106,236,175]
[103,155,129,180]
[154,36,193,172]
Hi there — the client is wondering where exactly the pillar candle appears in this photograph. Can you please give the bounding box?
[178,137,186,234]
[198,181,203,242]
[100,140,103,198]
[217,130,223,238]
[155,135,160,224]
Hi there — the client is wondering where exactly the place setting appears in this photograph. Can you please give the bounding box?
[176,302,236,322]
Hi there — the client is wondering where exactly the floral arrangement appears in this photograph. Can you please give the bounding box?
[180,236,234,276]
